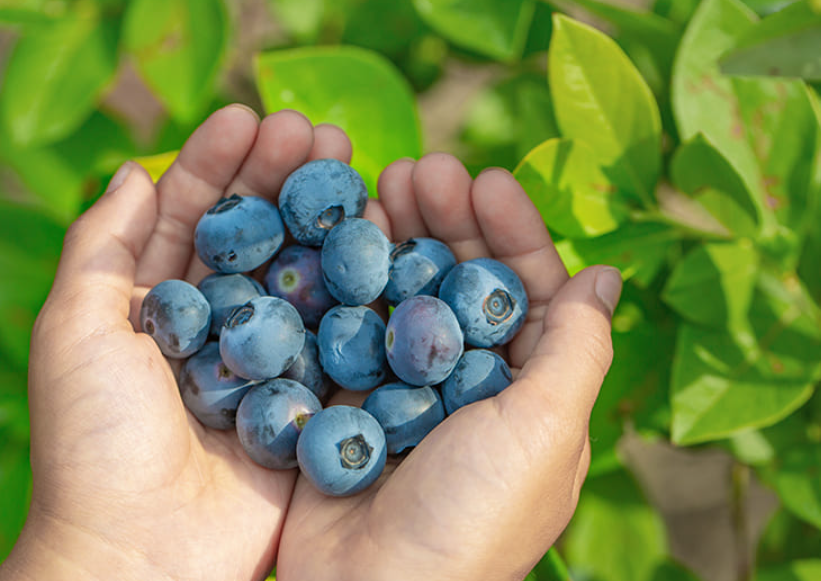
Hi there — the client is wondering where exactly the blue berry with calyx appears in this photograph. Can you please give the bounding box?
[140,279,211,359]
[440,349,513,414]
[236,378,322,470]
[278,158,368,246]
[438,257,528,348]
[321,217,390,306]
[362,382,445,455]
[317,305,387,391]
[264,244,337,328]
[197,272,266,336]
[296,405,387,497]
[383,237,457,306]
[194,194,285,274]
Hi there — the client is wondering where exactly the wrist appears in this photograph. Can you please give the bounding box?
[0,505,174,581]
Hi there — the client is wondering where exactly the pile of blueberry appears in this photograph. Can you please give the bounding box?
[140,159,528,497]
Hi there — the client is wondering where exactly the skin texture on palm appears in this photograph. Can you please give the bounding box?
[0,105,622,581]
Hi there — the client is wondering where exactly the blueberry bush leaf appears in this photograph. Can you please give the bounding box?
[755,560,821,581]
[719,0,821,81]
[513,138,629,238]
[548,14,662,207]
[0,0,119,147]
[661,241,760,328]
[411,0,536,62]
[670,272,821,445]
[255,46,422,196]
[122,0,228,124]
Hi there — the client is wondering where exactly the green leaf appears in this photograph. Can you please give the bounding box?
[662,241,759,328]
[671,0,821,241]
[514,138,629,238]
[411,0,536,62]
[525,547,570,581]
[0,440,31,560]
[0,0,71,26]
[123,0,228,124]
[652,0,701,27]
[0,0,119,147]
[556,221,680,286]
[771,446,821,529]
[757,507,821,565]
[670,134,760,237]
[756,560,821,581]
[649,560,703,581]
[670,272,821,445]
[548,15,662,206]
[720,0,821,80]
[266,0,325,43]
[564,470,667,581]
[255,46,422,197]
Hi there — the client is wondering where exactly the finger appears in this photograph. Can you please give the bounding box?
[412,153,490,261]
[471,168,570,367]
[309,123,353,163]
[377,158,427,241]
[363,198,392,240]
[135,104,260,287]
[572,439,592,507]
[502,265,621,431]
[34,162,158,346]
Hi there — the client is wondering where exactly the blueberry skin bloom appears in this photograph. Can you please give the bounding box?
[281,331,335,404]
[440,349,513,414]
[296,405,387,497]
[219,296,306,380]
[362,382,445,454]
[178,342,256,430]
[264,245,337,328]
[236,378,322,470]
[198,272,266,336]
[279,158,368,246]
[194,194,285,274]
[321,218,390,306]
[317,305,387,391]
[439,257,528,348]
[385,296,464,386]
[140,279,211,359]
[384,237,457,306]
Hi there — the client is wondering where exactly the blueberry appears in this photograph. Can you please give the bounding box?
[296,405,387,496]
[438,257,528,347]
[219,296,306,380]
[384,237,457,306]
[178,342,256,429]
[385,295,463,386]
[194,194,285,274]
[140,279,211,359]
[281,331,335,404]
[317,305,387,391]
[236,378,322,470]
[440,349,513,414]
[362,382,445,454]
[197,272,267,336]
[321,218,390,306]
[264,245,337,327]
[279,159,368,246]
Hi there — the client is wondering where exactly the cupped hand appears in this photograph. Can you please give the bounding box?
[5,105,355,581]
[275,155,622,580]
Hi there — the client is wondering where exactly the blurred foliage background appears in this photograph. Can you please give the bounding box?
[2,1,821,580]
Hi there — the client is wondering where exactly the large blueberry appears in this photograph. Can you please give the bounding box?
[197,272,266,336]
[317,305,387,391]
[278,159,368,246]
[194,194,285,274]
[236,378,322,470]
[383,237,457,306]
[385,296,463,386]
[321,218,390,306]
[219,296,306,380]
[296,405,387,497]
[281,331,335,404]
[178,342,255,430]
[440,349,513,414]
[264,245,337,327]
[438,257,528,347]
[140,279,211,359]
[362,382,445,454]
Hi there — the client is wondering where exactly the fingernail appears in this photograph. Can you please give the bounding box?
[105,161,134,195]
[226,103,260,122]
[478,166,512,177]
[595,267,623,318]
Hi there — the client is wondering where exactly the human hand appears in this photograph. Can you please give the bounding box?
[0,105,356,581]
[275,155,622,580]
